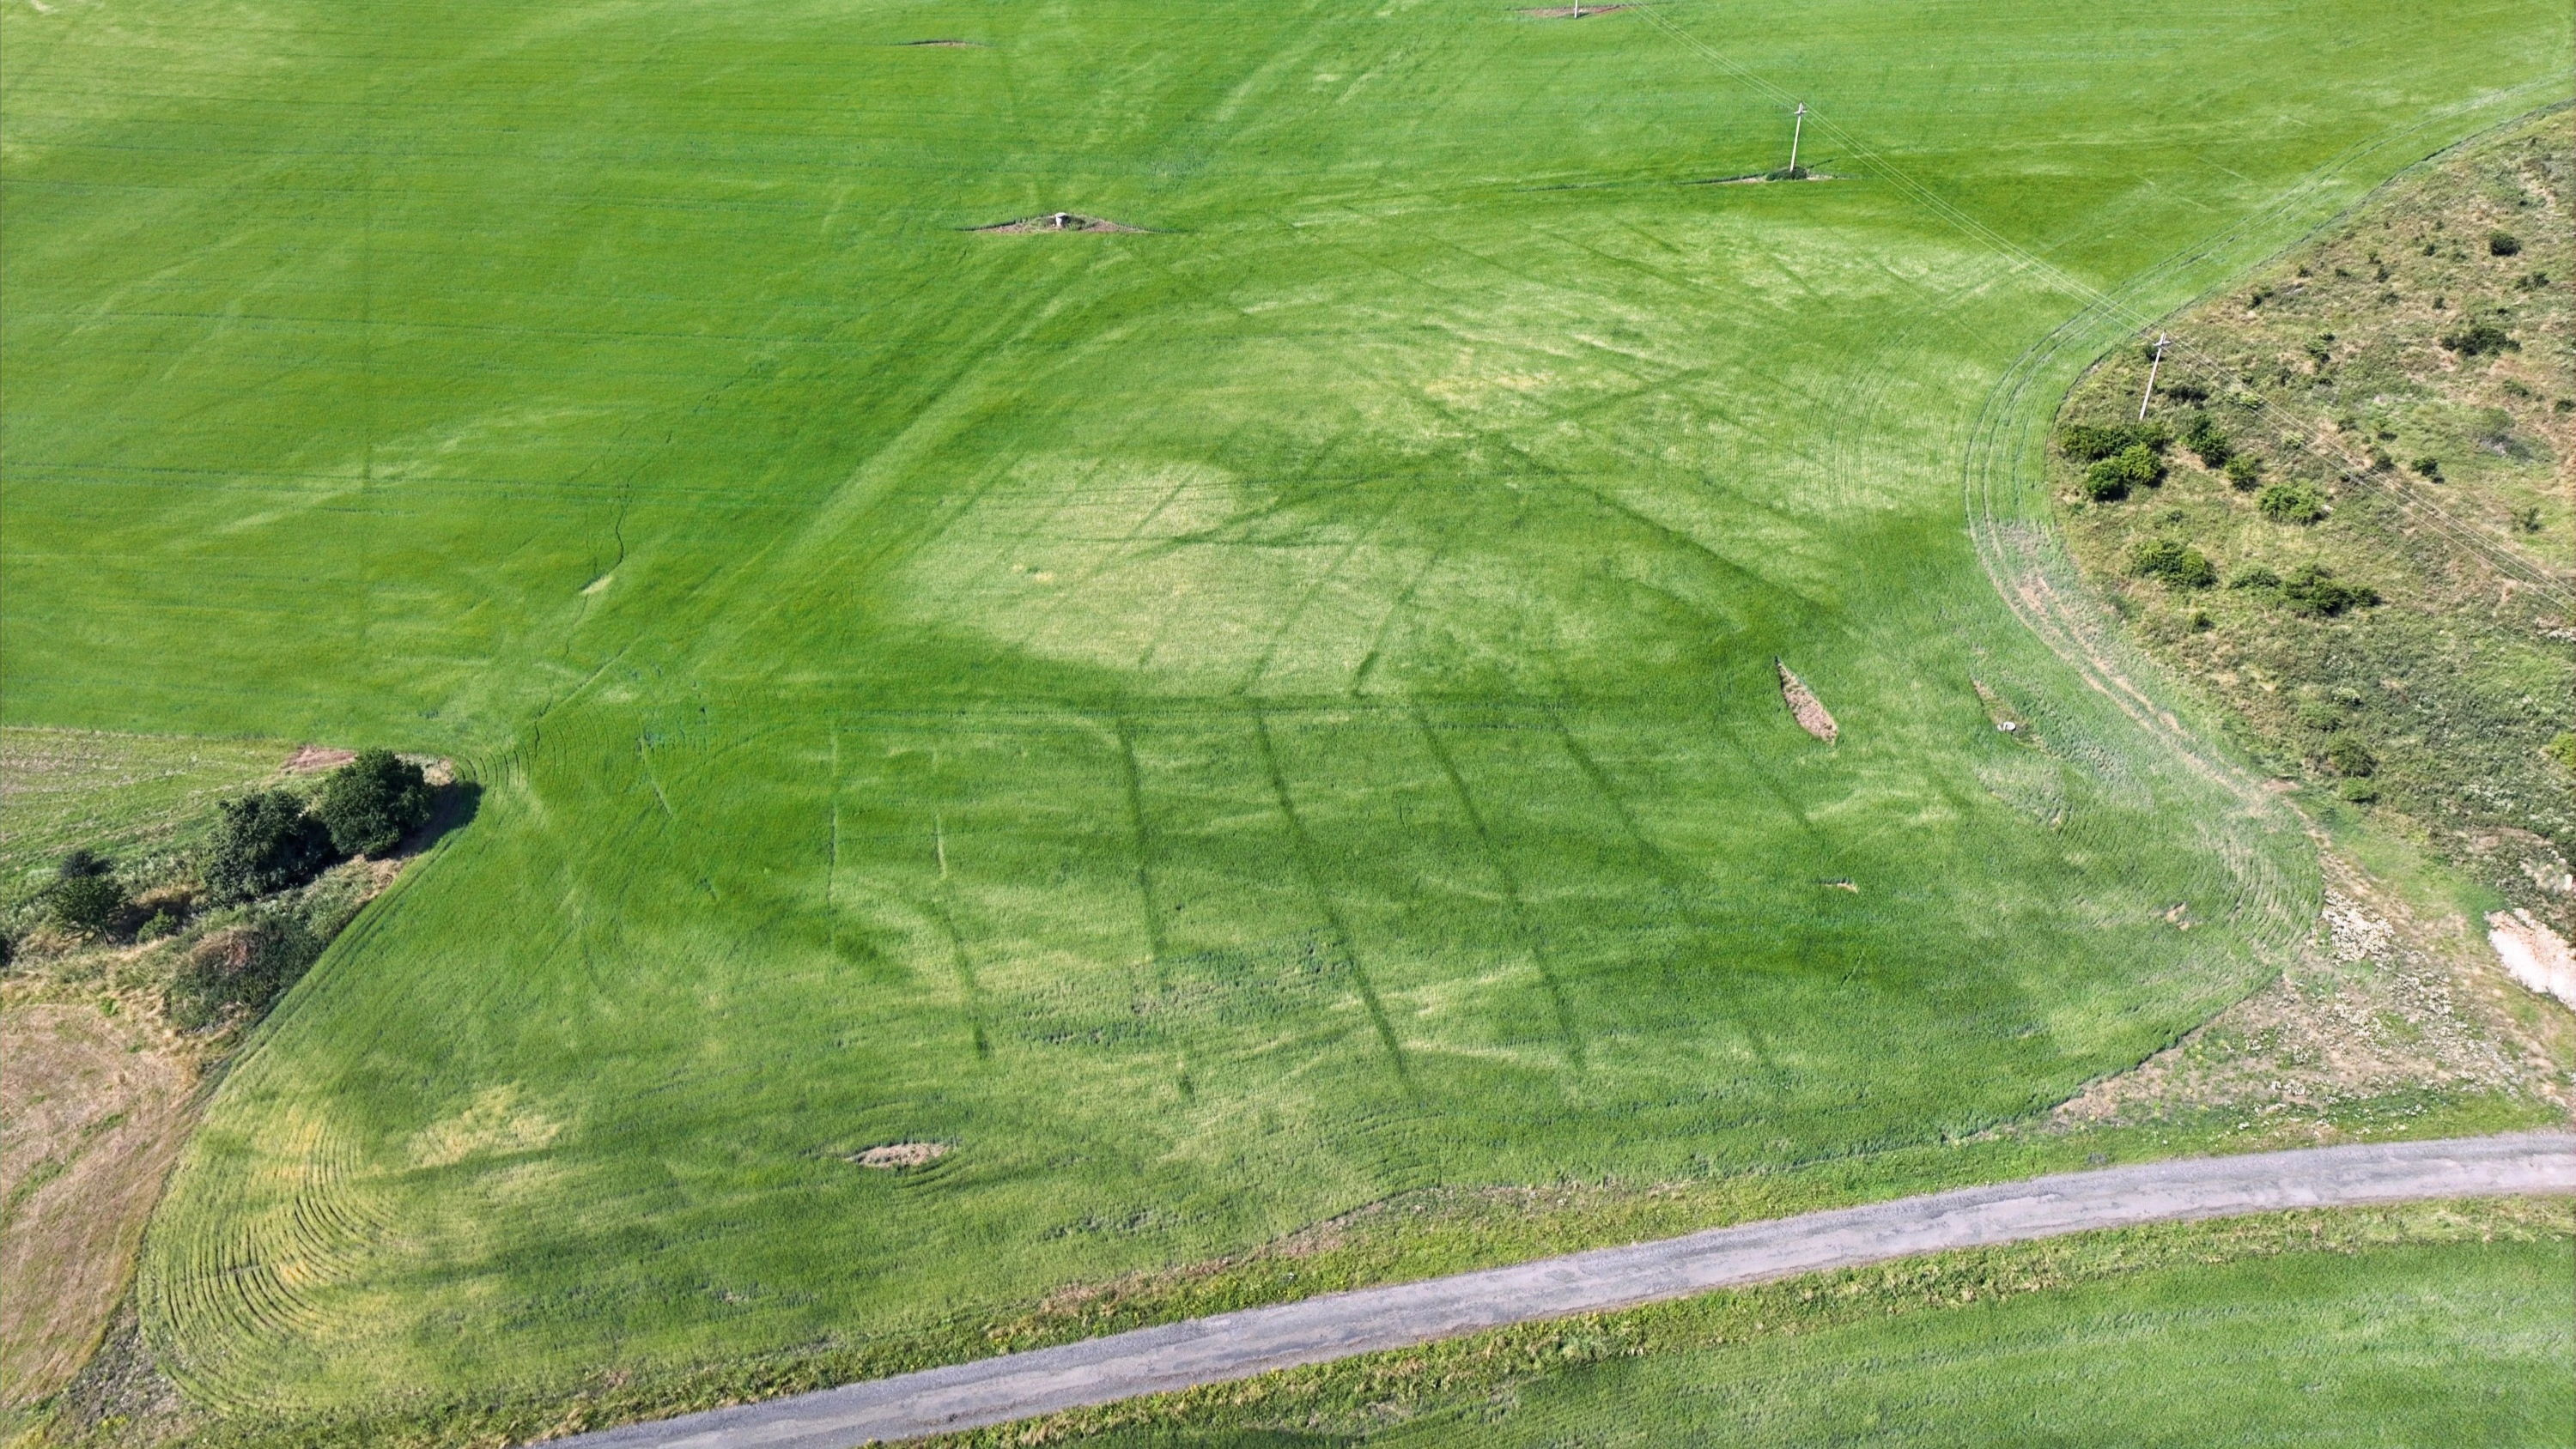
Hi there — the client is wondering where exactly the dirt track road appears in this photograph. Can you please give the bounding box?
[556,1132,2575,1449]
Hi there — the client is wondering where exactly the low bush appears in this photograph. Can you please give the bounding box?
[2546,732,2576,773]
[203,790,340,905]
[2324,737,2378,778]
[2411,456,2442,481]
[2293,697,2345,732]
[2182,412,2231,468]
[2488,230,2520,257]
[166,912,325,1030]
[2438,319,2513,355]
[2228,564,2280,590]
[2257,482,2327,524]
[2222,454,2263,488]
[2128,538,2216,588]
[2057,419,2171,463]
[2082,443,2166,500]
[2278,562,2379,616]
[314,749,435,858]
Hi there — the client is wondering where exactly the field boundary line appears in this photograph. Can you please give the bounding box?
[550,1133,2575,1448]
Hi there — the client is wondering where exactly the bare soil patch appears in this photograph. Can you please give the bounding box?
[853,1141,951,1169]
[0,999,197,1406]
[1776,660,1838,743]
[971,213,1145,234]
[281,744,356,774]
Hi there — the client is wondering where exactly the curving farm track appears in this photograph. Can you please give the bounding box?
[554,1132,2575,1449]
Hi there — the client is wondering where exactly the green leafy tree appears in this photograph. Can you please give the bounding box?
[203,790,339,905]
[313,749,435,858]
[47,852,127,935]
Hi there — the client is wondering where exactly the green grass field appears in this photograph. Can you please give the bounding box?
[2,0,2567,1424]
[1043,1230,2576,1447]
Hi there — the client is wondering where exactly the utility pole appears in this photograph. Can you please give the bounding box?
[2139,333,2168,421]
[1788,102,1807,175]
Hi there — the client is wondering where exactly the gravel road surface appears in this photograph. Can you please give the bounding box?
[556,1131,2574,1449]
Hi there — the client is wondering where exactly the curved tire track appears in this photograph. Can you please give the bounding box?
[554,1132,2574,1449]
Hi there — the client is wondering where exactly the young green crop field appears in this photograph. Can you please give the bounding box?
[2,0,2567,1427]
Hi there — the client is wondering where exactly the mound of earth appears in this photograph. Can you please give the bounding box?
[1776,660,1838,742]
[972,213,1145,234]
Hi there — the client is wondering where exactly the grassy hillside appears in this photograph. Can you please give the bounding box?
[1,0,2567,1428]
[2050,106,2576,939]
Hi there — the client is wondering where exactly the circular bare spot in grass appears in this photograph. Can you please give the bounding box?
[851,1141,951,1169]
[970,212,1148,234]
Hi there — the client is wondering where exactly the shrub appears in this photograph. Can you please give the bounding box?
[2128,538,2216,589]
[2182,412,2232,468]
[2058,423,2130,463]
[2257,482,2327,524]
[2337,779,2380,803]
[2228,564,2280,591]
[2293,697,2345,732]
[166,913,323,1030]
[2081,443,2166,500]
[2439,320,2513,356]
[2488,230,2521,257]
[2410,456,2441,481]
[48,866,127,936]
[2324,737,2378,778]
[2222,454,2263,488]
[2278,562,2378,616]
[314,749,435,858]
[2546,732,2576,773]
[2058,419,2171,464]
[202,790,339,905]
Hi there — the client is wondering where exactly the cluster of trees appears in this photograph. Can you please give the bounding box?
[41,749,435,941]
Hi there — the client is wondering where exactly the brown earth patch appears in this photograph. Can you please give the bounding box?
[0,998,197,1407]
[853,1141,950,1169]
[971,213,1146,234]
[280,744,356,774]
[1776,660,1838,743]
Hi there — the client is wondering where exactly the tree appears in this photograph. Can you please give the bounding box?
[203,790,338,904]
[313,749,435,858]
[47,852,127,935]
